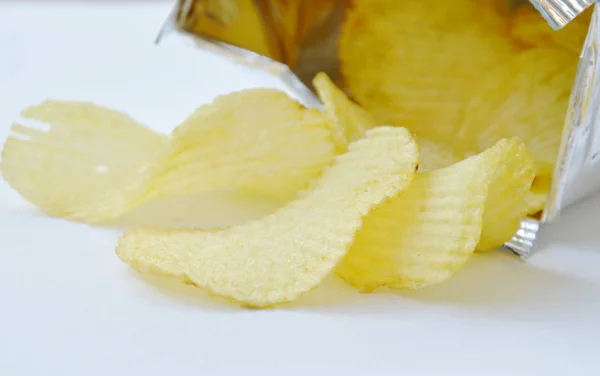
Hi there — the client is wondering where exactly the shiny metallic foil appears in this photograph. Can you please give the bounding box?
[158,0,600,257]
[168,0,345,89]
[530,0,595,29]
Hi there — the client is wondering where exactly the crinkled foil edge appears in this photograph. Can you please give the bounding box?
[529,0,595,29]
[508,4,600,257]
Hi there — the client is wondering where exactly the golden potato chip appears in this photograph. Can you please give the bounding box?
[335,138,534,291]
[509,4,592,55]
[416,137,462,172]
[339,0,515,142]
[477,142,536,251]
[458,48,577,178]
[116,127,419,307]
[146,89,337,202]
[2,90,339,223]
[526,176,550,216]
[313,72,377,147]
[490,0,512,17]
[1,101,169,222]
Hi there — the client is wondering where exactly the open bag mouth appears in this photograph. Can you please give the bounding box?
[152,0,600,257]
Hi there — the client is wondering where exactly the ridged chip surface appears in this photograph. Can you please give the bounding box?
[117,127,418,307]
[336,138,534,291]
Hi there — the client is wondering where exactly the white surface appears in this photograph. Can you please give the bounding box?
[1,2,599,375]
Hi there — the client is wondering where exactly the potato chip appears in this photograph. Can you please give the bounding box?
[490,0,512,17]
[416,137,462,172]
[335,138,534,291]
[339,0,515,142]
[2,90,339,223]
[313,72,377,147]
[477,141,536,251]
[458,47,577,178]
[526,176,550,216]
[509,4,592,55]
[146,89,337,202]
[116,127,419,307]
[1,101,169,222]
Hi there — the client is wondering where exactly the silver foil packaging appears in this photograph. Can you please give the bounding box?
[530,0,595,29]
[157,0,600,257]
[506,0,600,255]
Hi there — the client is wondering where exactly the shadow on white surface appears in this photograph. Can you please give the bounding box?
[134,271,365,311]
[289,252,592,319]
[296,194,600,319]
[392,252,596,321]
[132,271,241,311]
[537,193,600,252]
[4,186,599,319]
[1,190,285,229]
[88,194,600,316]
[108,192,285,229]
[129,248,595,319]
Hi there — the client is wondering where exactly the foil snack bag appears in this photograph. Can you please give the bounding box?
[157,0,600,257]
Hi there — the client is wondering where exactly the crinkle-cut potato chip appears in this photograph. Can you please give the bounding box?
[1,90,339,224]
[526,176,551,216]
[335,138,534,291]
[339,0,515,143]
[416,137,462,172]
[509,4,592,55]
[313,72,377,148]
[117,127,419,307]
[458,47,577,178]
[0,101,170,223]
[477,142,536,251]
[146,89,337,202]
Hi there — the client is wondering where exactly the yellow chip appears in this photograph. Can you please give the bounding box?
[509,4,592,55]
[526,176,550,216]
[458,47,577,178]
[339,0,515,142]
[146,89,337,202]
[116,127,419,307]
[1,101,169,223]
[313,72,377,147]
[477,142,536,251]
[335,138,534,291]
[416,137,462,172]
[2,90,339,223]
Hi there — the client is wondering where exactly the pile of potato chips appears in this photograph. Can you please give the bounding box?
[0,0,589,307]
[340,0,590,215]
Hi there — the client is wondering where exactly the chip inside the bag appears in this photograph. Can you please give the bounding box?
[339,0,515,143]
[116,127,419,307]
[457,47,577,214]
[458,47,576,177]
[313,72,377,148]
[415,137,462,172]
[526,176,551,216]
[338,0,583,218]
[509,3,592,55]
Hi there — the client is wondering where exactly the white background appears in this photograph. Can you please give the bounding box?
[0,1,599,375]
